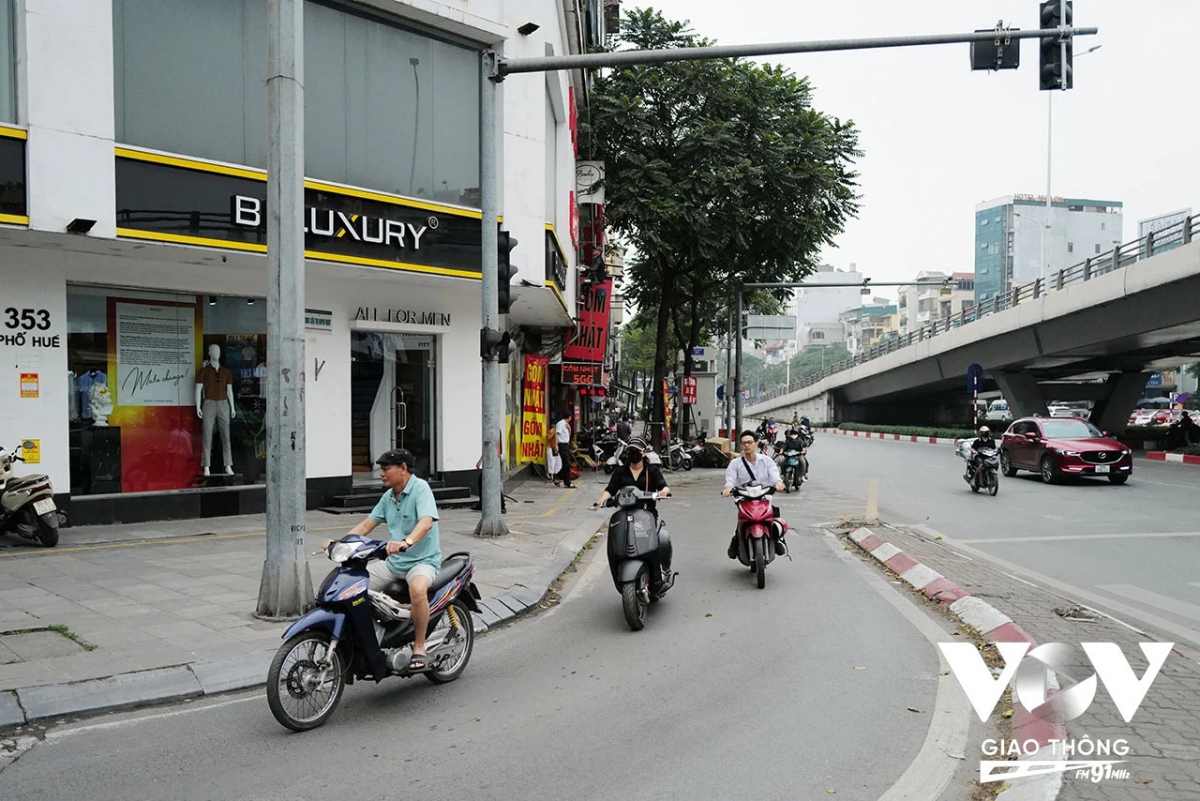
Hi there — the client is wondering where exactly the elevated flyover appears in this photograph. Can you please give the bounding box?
[748,215,1200,434]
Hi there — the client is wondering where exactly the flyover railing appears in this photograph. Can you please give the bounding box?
[753,212,1199,404]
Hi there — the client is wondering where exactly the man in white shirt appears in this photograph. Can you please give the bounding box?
[555,411,574,489]
[723,429,787,558]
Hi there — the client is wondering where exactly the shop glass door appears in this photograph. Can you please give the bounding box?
[350,332,437,478]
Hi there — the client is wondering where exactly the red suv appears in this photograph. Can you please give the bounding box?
[1000,417,1133,485]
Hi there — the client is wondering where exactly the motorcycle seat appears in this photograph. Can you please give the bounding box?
[379,553,471,602]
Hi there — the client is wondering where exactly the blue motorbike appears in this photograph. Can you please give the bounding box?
[266,536,481,731]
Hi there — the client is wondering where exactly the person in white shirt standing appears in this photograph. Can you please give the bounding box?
[555,411,574,489]
[722,429,787,558]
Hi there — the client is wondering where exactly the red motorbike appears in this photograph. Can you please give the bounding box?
[730,483,787,588]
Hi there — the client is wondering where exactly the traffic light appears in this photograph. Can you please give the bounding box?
[480,327,512,362]
[498,229,519,314]
[1039,1,1073,91]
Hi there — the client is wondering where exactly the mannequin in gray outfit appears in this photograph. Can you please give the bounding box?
[196,343,237,476]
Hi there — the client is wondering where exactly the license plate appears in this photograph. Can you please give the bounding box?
[33,498,56,515]
[1094,465,1110,474]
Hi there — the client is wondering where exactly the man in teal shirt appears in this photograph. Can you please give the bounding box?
[344,448,441,672]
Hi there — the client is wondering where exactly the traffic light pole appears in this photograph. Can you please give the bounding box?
[478,22,1095,520]
[475,51,507,539]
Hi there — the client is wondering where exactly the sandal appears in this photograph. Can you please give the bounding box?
[408,652,429,672]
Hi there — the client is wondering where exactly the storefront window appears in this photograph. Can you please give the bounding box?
[112,0,480,206]
[66,287,268,495]
[0,0,15,124]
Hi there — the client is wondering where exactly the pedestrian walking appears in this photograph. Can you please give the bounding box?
[555,410,574,489]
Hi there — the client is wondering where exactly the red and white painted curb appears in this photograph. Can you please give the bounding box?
[848,526,1067,797]
[817,427,958,446]
[1146,451,1200,466]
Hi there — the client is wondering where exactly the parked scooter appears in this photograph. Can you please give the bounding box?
[957,440,1000,496]
[664,437,694,471]
[603,438,630,474]
[601,486,676,631]
[0,444,59,547]
[730,483,787,588]
[592,431,621,472]
[266,536,481,731]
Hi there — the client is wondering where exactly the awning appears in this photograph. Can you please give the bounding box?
[509,280,573,329]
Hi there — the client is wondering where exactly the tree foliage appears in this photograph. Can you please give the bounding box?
[589,8,861,434]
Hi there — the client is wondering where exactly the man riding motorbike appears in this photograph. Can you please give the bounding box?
[781,426,809,482]
[723,430,787,557]
[967,426,997,484]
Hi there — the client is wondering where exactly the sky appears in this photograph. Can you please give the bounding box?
[628,1,1199,300]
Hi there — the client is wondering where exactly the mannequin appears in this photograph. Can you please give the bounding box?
[196,343,236,476]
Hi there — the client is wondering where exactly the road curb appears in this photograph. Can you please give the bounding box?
[1145,451,1200,466]
[0,521,604,730]
[847,526,1065,800]
[817,427,959,446]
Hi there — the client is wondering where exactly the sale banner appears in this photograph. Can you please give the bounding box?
[519,355,550,464]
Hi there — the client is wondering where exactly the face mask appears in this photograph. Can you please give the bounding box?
[627,448,644,464]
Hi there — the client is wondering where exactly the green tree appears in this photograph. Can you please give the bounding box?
[589,8,860,437]
[789,343,852,383]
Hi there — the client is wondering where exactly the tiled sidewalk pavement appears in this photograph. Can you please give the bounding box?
[857,524,1200,801]
[0,469,622,727]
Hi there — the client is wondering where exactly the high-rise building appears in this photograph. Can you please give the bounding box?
[789,263,863,353]
[974,195,1123,305]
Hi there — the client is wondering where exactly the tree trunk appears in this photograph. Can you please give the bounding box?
[650,268,676,449]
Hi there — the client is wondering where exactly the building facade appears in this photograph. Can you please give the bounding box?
[0,0,606,524]
[839,302,898,355]
[974,194,1123,305]
[897,271,975,337]
[790,263,862,354]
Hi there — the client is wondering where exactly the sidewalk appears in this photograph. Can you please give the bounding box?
[0,471,608,729]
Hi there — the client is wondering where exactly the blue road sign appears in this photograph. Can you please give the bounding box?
[967,363,984,394]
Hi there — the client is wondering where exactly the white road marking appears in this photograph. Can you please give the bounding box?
[1098,585,1200,624]
[820,534,972,801]
[917,526,1200,652]
[43,694,260,742]
[954,531,1200,544]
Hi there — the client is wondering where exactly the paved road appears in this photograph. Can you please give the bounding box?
[810,434,1200,650]
[0,471,979,801]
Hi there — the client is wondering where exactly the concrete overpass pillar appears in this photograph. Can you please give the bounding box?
[993,372,1049,419]
[1090,372,1152,435]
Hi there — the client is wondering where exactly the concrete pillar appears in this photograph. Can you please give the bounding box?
[258,0,312,618]
[993,372,1050,419]
[1090,372,1152,436]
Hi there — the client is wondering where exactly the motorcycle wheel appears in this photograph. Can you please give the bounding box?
[683,456,693,471]
[425,599,475,684]
[753,538,766,589]
[26,508,59,547]
[987,471,999,497]
[620,575,648,631]
[267,630,345,732]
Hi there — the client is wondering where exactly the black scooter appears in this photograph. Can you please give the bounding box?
[266,536,482,731]
[601,487,676,631]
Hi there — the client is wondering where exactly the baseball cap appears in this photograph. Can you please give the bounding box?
[376,449,415,468]
[627,437,648,451]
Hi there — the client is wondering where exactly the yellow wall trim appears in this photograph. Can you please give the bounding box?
[0,124,27,140]
[0,213,30,226]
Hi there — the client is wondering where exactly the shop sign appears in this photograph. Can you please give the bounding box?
[1,305,61,350]
[353,307,450,327]
[681,375,696,405]
[114,153,486,277]
[563,279,612,362]
[19,373,38,398]
[519,355,549,464]
[576,161,604,205]
[19,439,39,464]
[561,362,600,385]
[305,308,333,334]
[0,129,27,223]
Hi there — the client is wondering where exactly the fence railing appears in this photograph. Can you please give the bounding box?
[751,212,1199,405]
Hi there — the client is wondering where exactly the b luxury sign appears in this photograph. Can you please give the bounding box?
[114,149,485,278]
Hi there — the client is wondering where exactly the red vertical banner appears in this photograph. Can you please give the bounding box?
[682,375,697,405]
[519,355,549,464]
[663,379,672,444]
[563,279,612,362]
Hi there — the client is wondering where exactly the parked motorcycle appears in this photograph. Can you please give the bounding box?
[601,486,676,631]
[664,437,694,471]
[266,536,481,731]
[0,444,59,547]
[592,431,621,473]
[730,483,787,589]
[958,441,1000,496]
[603,438,630,474]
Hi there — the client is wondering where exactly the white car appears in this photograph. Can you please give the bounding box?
[1128,409,1158,426]
[988,401,1012,420]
